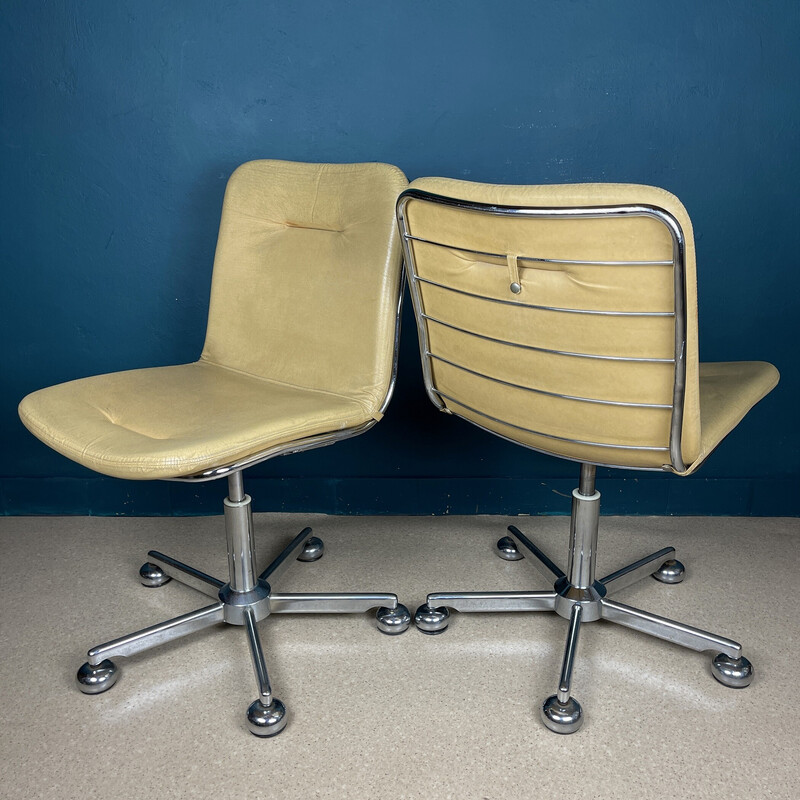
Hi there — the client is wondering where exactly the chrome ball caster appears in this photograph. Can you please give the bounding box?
[541,694,584,734]
[711,653,754,688]
[376,604,411,635]
[653,558,685,584]
[414,603,450,634]
[139,561,171,587]
[495,536,524,561]
[247,698,287,737]
[297,536,324,562]
[76,659,119,694]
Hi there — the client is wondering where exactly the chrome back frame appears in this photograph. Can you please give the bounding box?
[395,189,688,473]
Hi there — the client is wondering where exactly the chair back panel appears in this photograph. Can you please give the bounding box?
[202,160,407,415]
[399,178,700,471]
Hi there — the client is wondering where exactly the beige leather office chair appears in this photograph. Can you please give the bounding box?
[396,178,779,733]
[19,159,410,737]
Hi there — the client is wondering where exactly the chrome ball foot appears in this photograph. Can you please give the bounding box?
[376,604,411,635]
[297,536,324,562]
[139,562,171,588]
[541,694,584,734]
[247,698,287,737]
[414,603,450,634]
[76,659,119,694]
[495,536,524,561]
[711,653,754,688]
[653,558,685,584]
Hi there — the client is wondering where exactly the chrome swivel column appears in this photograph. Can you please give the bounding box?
[414,462,754,733]
[77,470,410,737]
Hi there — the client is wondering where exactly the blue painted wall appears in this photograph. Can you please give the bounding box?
[2,0,798,515]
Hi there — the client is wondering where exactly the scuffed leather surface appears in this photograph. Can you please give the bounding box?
[19,161,407,479]
[405,177,778,472]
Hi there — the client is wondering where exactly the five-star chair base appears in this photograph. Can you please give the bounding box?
[76,472,411,737]
[414,464,753,733]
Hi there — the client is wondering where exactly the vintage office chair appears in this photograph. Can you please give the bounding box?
[19,159,411,737]
[396,178,779,733]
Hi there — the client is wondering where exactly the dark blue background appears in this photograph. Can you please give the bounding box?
[2,1,798,515]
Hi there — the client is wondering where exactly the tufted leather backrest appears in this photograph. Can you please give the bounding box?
[398,177,701,471]
[201,160,408,416]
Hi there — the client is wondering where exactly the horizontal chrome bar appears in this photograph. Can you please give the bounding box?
[600,598,742,658]
[416,275,674,317]
[435,391,670,452]
[429,352,673,409]
[87,602,225,666]
[400,192,677,224]
[426,591,558,613]
[506,525,566,581]
[269,592,397,614]
[440,413,671,472]
[423,314,675,363]
[147,550,225,598]
[258,527,314,584]
[599,547,676,595]
[404,233,673,267]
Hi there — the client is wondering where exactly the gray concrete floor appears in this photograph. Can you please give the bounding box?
[1,513,798,799]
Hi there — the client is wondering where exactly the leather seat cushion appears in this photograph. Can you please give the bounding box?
[18,359,373,480]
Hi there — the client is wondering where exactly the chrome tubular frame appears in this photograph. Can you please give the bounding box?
[396,189,688,472]
[415,462,752,733]
[77,273,410,736]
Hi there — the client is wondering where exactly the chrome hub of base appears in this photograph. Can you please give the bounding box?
[495,536,524,561]
[376,604,412,635]
[297,536,324,562]
[76,659,119,694]
[711,653,754,688]
[653,558,686,584]
[414,603,450,634]
[247,697,287,737]
[218,580,272,625]
[139,562,171,588]
[553,577,606,623]
[541,695,583,734]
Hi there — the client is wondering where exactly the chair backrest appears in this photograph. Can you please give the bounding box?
[397,177,701,472]
[202,160,408,417]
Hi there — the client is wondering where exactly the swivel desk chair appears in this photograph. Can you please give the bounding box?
[19,159,411,737]
[396,177,779,733]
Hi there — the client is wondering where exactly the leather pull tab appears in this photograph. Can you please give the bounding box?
[507,254,522,294]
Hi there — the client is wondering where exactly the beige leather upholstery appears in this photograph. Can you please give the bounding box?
[402,177,778,473]
[19,160,408,480]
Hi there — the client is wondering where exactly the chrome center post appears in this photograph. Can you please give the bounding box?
[219,471,273,625]
[553,464,606,623]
